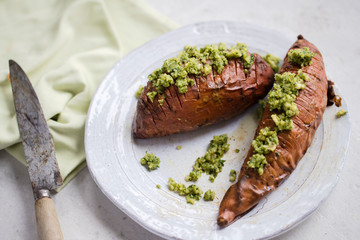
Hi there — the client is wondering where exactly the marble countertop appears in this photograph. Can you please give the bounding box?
[1,0,359,239]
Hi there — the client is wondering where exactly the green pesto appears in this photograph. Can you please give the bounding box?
[248,69,310,175]
[135,85,144,98]
[146,42,254,100]
[203,64,212,75]
[159,73,174,88]
[235,149,240,153]
[168,178,203,204]
[252,127,279,155]
[185,134,229,182]
[184,57,203,75]
[156,184,161,189]
[203,190,215,201]
[271,113,294,131]
[229,170,237,182]
[268,70,308,118]
[208,175,215,183]
[186,185,203,204]
[157,94,165,106]
[176,145,182,150]
[336,110,347,118]
[296,69,310,81]
[175,77,194,94]
[263,54,281,73]
[247,153,267,175]
[247,127,278,175]
[288,47,316,67]
[140,152,160,171]
[225,43,254,69]
[257,99,267,118]
[168,178,187,195]
[146,91,157,103]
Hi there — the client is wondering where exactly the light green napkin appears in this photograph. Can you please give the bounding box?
[0,0,177,190]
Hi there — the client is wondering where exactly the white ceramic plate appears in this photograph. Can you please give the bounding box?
[85,21,351,240]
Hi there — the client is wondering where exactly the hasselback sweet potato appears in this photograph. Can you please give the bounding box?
[133,53,275,138]
[217,35,328,227]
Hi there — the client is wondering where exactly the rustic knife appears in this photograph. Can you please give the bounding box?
[9,60,64,240]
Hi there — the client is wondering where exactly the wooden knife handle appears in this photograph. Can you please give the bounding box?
[35,197,64,240]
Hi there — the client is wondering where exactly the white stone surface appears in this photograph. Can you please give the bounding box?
[1,0,359,239]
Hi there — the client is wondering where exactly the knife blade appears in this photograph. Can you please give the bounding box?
[9,60,64,240]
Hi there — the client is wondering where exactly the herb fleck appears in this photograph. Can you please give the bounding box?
[146,91,157,103]
[336,110,347,118]
[135,85,144,98]
[140,152,160,171]
[229,170,237,182]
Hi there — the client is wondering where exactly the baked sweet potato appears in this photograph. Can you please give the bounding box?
[133,53,275,138]
[217,35,328,227]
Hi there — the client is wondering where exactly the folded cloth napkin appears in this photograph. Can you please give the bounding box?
[0,0,177,190]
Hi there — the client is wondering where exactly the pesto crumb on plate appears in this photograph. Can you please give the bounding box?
[185,134,229,182]
[168,178,203,204]
[140,152,160,171]
[336,110,347,118]
[203,190,215,201]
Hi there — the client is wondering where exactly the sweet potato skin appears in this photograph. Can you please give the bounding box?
[217,36,328,227]
[133,54,274,138]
